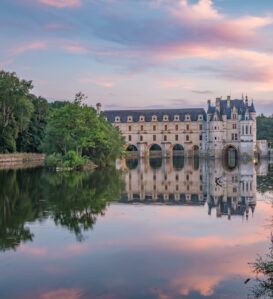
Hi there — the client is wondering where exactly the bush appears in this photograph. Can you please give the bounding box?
[62,151,88,169]
[44,153,63,168]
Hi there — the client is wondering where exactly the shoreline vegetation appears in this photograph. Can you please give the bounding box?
[1,70,273,170]
[0,70,125,171]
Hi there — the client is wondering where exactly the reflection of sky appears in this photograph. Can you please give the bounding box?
[1,1,273,113]
[0,199,272,299]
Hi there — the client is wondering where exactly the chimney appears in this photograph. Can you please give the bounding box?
[96,102,102,115]
[227,95,231,108]
[215,97,221,111]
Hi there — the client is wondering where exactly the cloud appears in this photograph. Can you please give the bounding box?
[10,41,46,56]
[39,0,81,8]
[191,89,213,94]
[40,288,83,299]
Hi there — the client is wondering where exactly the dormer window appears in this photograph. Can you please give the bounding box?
[198,114,203,121]
[139,115,145,122]
[127,116,133,122]
[152,115,157,122]
[185,114,191,121]
[174,115,179,121]
[115,116,120,122]
[163,115,169,121]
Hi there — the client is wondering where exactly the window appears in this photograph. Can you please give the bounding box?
[250,126,252,134]
[246,125,248,135]
[175,135,178,141]
[199,124,202,130]
[185,114,191,121]
[175,124,178,131]
[233,123,236,129]
[176,185,179,191]
[242,125,244,135]
[163,115,168,121]
[139,115,145,122]
[215,137,217,140]
[116,125,119,130]
[232,134,234,141]
[153,125,156,131]
[152,115,157,121]
[214,126,217,130]
[235,133,238,141]
[140,135,143,141]
[128,135,131,142]
[115,116,120,122]
[174,115,179,121]
[153,135,156,141]
[176,174,179,181]
[164,135,167,141]
[232,114,237,120]
[198,115,203,121]
[186,135,189,141]
[200,135,202,141]
[128,125,131,131]
[186,124,190,130]
[164,124,168,131]
[186,175,189,181]
[127,116,133,122]
[141,125,144,131]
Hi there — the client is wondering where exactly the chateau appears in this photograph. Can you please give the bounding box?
[103,96,266,159]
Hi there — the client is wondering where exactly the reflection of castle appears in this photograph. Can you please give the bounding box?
[206,160,256,220]
[118,157,260,219]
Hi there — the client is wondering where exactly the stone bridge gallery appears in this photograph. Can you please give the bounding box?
[103,96,268,160]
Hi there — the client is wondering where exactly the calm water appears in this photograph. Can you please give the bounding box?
[0,158,273,299]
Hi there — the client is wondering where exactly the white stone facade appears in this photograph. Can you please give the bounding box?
[104,96,258,159]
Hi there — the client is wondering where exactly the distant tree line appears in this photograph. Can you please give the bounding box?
[256,115,273,143]
[0,70,125,167]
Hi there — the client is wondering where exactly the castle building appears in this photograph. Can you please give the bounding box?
[103,96,260,159]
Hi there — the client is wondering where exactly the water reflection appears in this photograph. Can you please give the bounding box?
[0,168,124,251]
[121,158,258,220]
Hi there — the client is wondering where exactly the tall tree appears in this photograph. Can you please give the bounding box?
[0,71,33,152]
[16,95,49,152]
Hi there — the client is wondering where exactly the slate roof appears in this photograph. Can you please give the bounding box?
[207,99,256,120]
[104,108,206,123]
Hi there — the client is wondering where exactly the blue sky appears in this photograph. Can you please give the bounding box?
[0,0,273,114]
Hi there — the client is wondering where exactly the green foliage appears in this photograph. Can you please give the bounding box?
[0,71,34,152]
[43,94,125,167]
[257,115,273,144]
[0,167,124,250]
[16,95,49,152]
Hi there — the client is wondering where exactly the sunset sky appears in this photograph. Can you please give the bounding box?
[1,0,273,113]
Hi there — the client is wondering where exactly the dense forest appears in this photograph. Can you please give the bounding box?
[256,115,273,143]
[0,70,125,167]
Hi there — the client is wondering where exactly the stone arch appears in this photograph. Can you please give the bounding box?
[126,144,138,158]
[173,144,184,156]
[149,144,162,157]
[223,145,238,170]
[126,144,138,152]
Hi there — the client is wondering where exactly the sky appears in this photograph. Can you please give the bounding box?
[0,0,273,114]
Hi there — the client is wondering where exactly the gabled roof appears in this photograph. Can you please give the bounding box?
[104,108,207,123]
[208,98,256,120]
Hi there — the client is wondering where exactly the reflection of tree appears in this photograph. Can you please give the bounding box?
[0,168,124,250]
[257,168,273,194]
[251,240,273,298]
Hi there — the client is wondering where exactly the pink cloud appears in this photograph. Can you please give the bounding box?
[10,41,47,56]
[40,288,83,299]
[39,0,81,8]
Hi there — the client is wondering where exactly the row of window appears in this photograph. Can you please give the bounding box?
[127,124,203,131]
[128,135,202,142]
[241,125,252,135]
[115,114,203,123]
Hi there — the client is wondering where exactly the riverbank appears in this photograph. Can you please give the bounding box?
[0,153,45,169]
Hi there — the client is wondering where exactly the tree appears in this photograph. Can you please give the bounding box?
[43,93,125,167]
[16,95,49,152]
[0,71,34,152]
